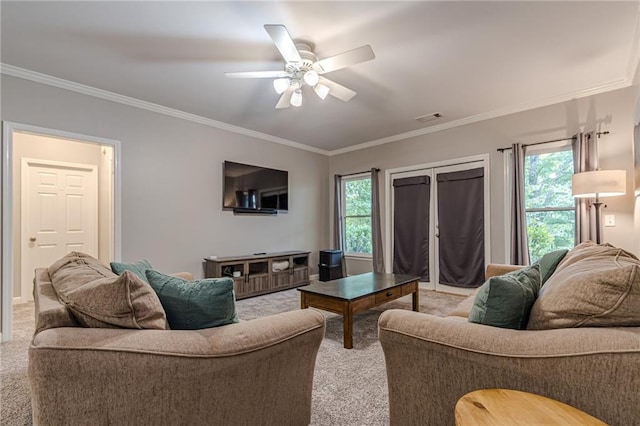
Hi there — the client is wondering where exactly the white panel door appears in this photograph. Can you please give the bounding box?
[22,159,98,301]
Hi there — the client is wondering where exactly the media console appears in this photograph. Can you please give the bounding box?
[204,251,310,299]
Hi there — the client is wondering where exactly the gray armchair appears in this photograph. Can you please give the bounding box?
[378,264,640,425]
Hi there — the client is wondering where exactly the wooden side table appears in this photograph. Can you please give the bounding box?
[455,389,607,425]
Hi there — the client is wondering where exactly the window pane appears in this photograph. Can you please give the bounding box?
[344,178,371,216]
[524,150,574,209]
[345,217,372,254]
[526,210,575,263]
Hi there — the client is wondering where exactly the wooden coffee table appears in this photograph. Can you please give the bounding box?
[297,272,420,349]
[455,389,607,425]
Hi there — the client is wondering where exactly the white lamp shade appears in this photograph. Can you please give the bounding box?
[572,170,626,198]
[303,70,319,86]
[273,78,290,94]
[290,89,302,107]
[314,83,330,100]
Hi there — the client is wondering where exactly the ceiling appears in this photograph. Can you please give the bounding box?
[1,1,639,154]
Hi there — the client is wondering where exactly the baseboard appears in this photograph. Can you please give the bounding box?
[418,282,473,296]
[309,274,319,281]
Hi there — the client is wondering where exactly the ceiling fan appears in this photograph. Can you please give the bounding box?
[225,25,375,109]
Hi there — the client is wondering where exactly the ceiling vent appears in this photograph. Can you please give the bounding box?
[415,112,442,123]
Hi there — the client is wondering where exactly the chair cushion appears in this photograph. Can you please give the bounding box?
[49,252,168,329]
[468,264,541,329]
[145,269,239,330]
[111,259,153,283]
[528,242,640,329]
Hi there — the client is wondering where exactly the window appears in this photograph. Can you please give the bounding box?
[524,147,575,262]
[343,175,372,255]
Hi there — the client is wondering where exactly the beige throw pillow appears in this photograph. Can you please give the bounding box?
[528,243,640,330]
[49,252,168,329]
[553,241,638,273]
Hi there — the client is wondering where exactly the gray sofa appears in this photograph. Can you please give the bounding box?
[379,250,640,425]
[30,263,326,425]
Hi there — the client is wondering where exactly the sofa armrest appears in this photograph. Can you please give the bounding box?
[378,310,640,426]
[170,271,194,280]
[30,309,325,425]
[485,263,524,279]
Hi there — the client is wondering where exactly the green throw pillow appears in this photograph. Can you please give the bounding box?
[468,264,541,330]
[536,249,568,285]
[145,269,239,330]
[111,259,153,283]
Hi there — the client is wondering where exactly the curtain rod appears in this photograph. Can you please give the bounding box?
[496,132,609,153]
[338,168,380,177]
[496,136,576,152]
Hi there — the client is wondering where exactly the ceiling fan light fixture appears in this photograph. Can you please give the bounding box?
[291,89,303,107]
[303,70,319,86]
[273,78,291,94]
[225,24,375,109]
[314,83,330,100]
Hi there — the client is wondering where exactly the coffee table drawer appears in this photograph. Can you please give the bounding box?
[375,287,403,304]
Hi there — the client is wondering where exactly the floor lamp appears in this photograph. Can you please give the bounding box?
[572,169,626,244]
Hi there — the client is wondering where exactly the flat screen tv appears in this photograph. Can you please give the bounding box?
[223,161,288,212]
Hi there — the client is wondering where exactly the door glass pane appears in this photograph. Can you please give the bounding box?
[345,217,372,254]
[436,168,485,287]
[392,175,431,281]
[526,210,575,262]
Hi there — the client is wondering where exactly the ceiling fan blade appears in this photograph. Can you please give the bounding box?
[318,77,356,102]
[264,24,302,64]
[313,45,375,74]
[225,70,290,79]
[275,86,295,109]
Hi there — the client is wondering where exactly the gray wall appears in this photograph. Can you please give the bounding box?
[1,75,330,285]
[330,86,639,273]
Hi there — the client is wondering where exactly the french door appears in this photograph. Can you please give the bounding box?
[388,158,489,294]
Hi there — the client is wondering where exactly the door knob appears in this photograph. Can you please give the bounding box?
[29,237,36,242]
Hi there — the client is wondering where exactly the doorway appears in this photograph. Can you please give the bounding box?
[21,158,99,302]
[385,155,490,295]
[1,122,121,341]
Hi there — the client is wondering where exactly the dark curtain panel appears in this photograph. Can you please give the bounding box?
[371,168,385,273]
[510,143,530,265]
[437,168,485,288]
[393,176,430,281]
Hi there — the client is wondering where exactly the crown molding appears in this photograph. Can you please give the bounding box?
[328,77,632,156]
[1,63,633,159]
[627,6,640,85]
[330,7,640,157]
[0,63,329,156]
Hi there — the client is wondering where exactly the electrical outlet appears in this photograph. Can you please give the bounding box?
[604,214,616,227]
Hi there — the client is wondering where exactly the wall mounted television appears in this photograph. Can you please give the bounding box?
[222,161,288,213]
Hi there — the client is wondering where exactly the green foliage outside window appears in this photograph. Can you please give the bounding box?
[344,177,372,254]
[524,150,575,262]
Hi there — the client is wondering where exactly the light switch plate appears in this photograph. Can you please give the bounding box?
[604,214,616,227]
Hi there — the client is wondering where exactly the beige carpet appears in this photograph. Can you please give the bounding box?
[1,288,464,425]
